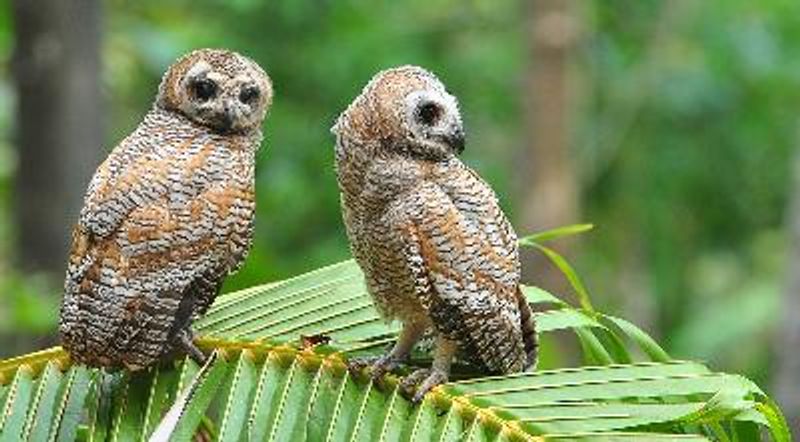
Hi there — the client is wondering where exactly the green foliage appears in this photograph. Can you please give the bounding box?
[1,0,797,391]
[0,259,788,441]
[1,0,798,432]
[0,275,58,334]
[576,0,800,378]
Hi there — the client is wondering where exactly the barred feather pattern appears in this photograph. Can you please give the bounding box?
[333,66,538,374]
[59,48,270,370]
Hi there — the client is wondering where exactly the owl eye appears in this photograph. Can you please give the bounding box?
[239,86,260,104]
[417,102,442,126]
[191,79,217,101]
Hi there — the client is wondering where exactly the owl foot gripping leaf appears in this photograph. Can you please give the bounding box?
[59,49,272,370]
[333,66,538,402]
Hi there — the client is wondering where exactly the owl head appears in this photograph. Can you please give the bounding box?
[332,65,465,160]
[157,48,273,135]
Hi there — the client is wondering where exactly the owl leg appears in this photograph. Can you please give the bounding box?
[176,328,207,365]
[401,335,457,403]
[348,320,427,380]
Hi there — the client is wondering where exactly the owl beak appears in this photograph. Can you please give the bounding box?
[447,126,466,155]
[220,101,236,132]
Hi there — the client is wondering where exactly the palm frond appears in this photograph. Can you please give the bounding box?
[0,258,789,441]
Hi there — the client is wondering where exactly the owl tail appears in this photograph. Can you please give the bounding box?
[516,286,539,370]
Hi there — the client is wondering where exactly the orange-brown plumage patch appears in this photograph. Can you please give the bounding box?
[98,155,171,204]
[70,228,90,260]
[205,185,243,219]
[189,198,205,221]
[185,143,213,177]
[412,224,439,272]
[479,240,516,275]
[126,205,174,244]
[412,222,464,288]
[84,259,101,283]
[92,163,112,201]
[78,277,93,294]
[127,237,215,277]
[440,208,466,251]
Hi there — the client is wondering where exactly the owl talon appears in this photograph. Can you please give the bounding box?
[413,368,448,403]
[399,368,447,403]
[346,355,379,378]
[369,354,404,381]
[347,354,404,381]
[400,368,429,393]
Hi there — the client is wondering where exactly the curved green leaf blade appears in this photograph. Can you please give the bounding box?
[525,243,595,313]
[266,356,315,442]
[51,365,93,442]
[601,316,671,363]
[305,361,347,442]
[0,366,34,442]
[246,351,291,441]
[22,362,62,441]
[217,351,257,442]
[519,223,594,244]
[149,352,227,442]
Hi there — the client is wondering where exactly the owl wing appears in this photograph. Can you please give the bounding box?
[62,124,254,368]
[63,128,178,353]
[77,124,170,239]
[434,163,538,368]
[394,177,530,374]
[65,125,193,306]
[436,165,520,271]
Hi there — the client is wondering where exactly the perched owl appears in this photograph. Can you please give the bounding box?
[333,66,538,401]
[59,49,272,370]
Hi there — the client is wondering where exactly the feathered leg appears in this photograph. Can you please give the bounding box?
[349,320,427,380]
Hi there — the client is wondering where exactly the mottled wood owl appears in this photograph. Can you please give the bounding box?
[332,66,538,401]
[59,48,272,370]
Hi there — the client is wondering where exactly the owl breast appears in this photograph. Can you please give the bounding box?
[339,153,431,325]
[353,208,425,324]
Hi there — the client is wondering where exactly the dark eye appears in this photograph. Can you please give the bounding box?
[191,79,217,101]
[239,86,260,104]
[417,102,441,126]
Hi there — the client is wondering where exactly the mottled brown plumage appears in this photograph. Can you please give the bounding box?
[59,49,272,370]
[333,66,538,401]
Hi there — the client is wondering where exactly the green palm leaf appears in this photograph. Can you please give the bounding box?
[0,258,790,441]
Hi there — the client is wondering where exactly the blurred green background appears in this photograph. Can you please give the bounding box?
[1,0,798,431]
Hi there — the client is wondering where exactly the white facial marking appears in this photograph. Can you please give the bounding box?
[186,61,210,76]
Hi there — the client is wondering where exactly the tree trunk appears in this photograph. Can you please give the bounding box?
[518,0,580,294]
[774,144,800,437]
[11,0,104,276]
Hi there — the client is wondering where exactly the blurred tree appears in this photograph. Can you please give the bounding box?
[519,0,580,292]
[11,0,104,276]
[774,143,800,436]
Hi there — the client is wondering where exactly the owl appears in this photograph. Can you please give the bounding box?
[59,48,273,370]
[332,66,538,402]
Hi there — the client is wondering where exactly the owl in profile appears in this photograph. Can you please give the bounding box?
[332,66,538,401]
[59,48,273,370]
